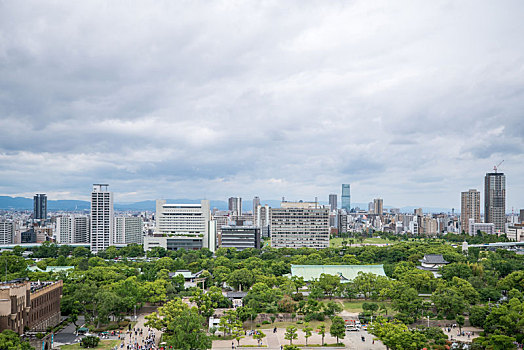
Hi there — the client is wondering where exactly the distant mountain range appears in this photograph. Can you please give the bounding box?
[0,195,454,213]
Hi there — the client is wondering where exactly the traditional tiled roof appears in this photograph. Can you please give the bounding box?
[419,254,449,264]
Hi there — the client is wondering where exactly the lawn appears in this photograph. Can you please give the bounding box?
[341,300,393,314]
[60,339,120,350]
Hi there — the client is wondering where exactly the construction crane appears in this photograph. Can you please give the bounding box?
[493,160,504,173]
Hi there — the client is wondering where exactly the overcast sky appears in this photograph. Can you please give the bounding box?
[0,1,523,209]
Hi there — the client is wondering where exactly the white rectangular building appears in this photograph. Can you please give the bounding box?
[114,216,143,244]
[56,215,90,244]
[468,219,495,236]
[0,221,14,244]
[90,184,114,253]
[144,200,212,251]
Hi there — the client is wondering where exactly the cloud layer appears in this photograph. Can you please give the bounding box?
[1,0,523,209]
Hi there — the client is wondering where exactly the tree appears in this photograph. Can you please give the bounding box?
[232,321,244,346]
[290,276,305,293]
[480,334,517,350]
[316,273,342,299]
[0,330,33,350]
[318,323,326,346]
[80,336,100,348]
[369,319,427,350]
[456,315,465,333]
[330,316,346,344]
[228,268,256,290]
[303,323,313,346]
[146,298,212,350]
[285,326,298,345]
[253,330,266,346]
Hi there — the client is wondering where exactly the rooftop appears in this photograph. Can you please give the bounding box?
[290,264,387,282]
[419,254,449,264]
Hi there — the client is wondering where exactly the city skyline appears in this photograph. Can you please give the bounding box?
[0,1,523,209]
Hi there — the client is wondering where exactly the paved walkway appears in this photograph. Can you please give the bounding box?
[119,313,162,350]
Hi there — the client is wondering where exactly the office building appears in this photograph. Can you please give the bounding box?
[254,204,271,238]
[33,194,47,221]
[253,197,260,213]
[341,184,351,211]
[507,224,524,242]
[0,280,62,335]
[56,216,89,244]
[484,172,506,233]
[0,221,14,244]
[220,225,261,250]
[337,212,348,235]
[520,209,524,224]
[468,219,495,236]
[90,184,114,253]
[373,198,383,216]
[144,200,211,251]
[114,216,143,244]
[271,202,330,249]
[329,194,337,212]
[228,197,242,215]
[460,189,481,233]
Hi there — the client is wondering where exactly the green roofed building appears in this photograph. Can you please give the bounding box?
[290,264,386,282]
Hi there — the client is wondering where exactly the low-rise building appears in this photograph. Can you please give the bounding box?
[507,224,524,242]
[468,219,495,236]
[220,225,260,250]
[0,280,62,335]
[417,254,449,277]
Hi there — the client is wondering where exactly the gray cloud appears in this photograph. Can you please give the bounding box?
[0,0,523,209]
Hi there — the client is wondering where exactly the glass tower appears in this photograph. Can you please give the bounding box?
[341,184,351,211]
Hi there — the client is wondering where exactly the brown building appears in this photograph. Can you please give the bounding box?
[0,280,62,335]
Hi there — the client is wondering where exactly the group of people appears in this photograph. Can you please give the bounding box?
[119,327,157,350]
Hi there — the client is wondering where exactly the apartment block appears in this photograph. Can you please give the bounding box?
[271,202,330,249]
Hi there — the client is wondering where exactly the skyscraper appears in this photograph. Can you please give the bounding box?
[460,189,480,233]
[33,194,47,221]
[253,196,260,213]
[328,194,337,211]
[485,172,506,233]
[228,197,242,215]
[373,198,383,216]
[90,184,114,253]
[341,184,351,211]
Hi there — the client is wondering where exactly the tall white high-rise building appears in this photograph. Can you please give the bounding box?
[56,215,90,244]
[114,216,143,244]
[90,184,114,253]
[0,221,14,244]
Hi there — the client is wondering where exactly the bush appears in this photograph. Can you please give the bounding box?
[296,320,303,324]
[262,320,271,325]
[255,324,261,328]
[118,320,130,328]
[80,336,100,348]
[292,293,303,301]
